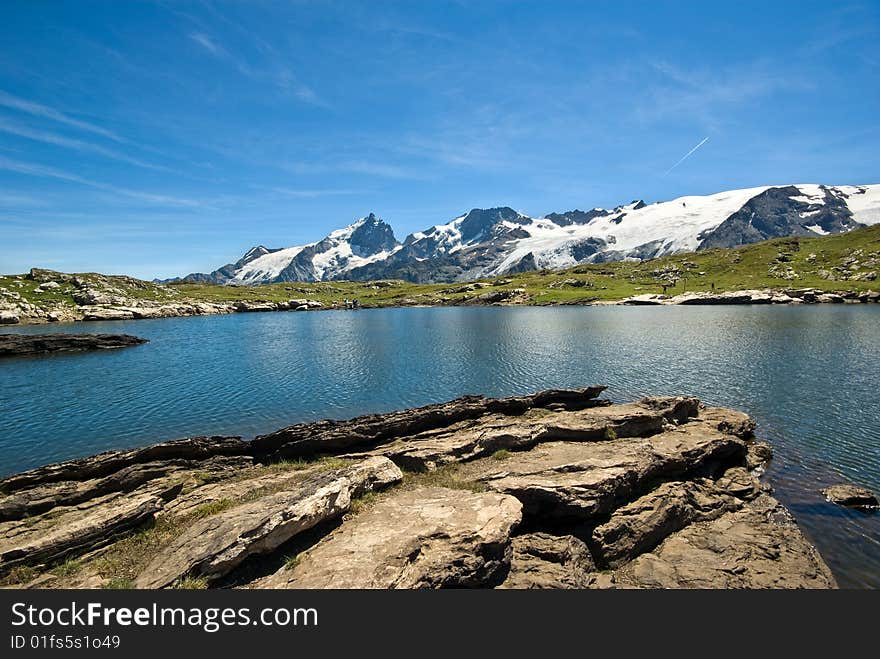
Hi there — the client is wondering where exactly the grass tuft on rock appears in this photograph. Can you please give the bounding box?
[174,576,208,590]
[402,464,486,493]
[192,498,235,519]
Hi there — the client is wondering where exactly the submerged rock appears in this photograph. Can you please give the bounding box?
[0,333,147,357]
[822,484,878,510]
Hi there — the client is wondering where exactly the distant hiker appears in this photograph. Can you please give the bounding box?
[353,298,360,309]
[711,282,715,291]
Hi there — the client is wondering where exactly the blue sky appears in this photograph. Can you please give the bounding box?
[0,1,878,279]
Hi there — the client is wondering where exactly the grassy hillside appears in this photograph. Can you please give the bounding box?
[3,224,879,311]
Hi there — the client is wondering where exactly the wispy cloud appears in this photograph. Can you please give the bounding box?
[0,116,171,172]
[0,155,203,207]
[186,30,326,107]
[283,160,426,180]
[0,90,124,143]
[189,31,225,57]
[269,187,366,198]
[634,60,812,130]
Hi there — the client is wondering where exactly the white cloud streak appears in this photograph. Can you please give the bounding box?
[0,117,171,172]
[0,90,124,143]
[663,136,710,176]
[0,155,203,207]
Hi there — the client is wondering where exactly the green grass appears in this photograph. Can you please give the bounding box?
[173,576,208,590]
[191,498,235,519]
[4,226,880,316]
[284,554,301,570]
[492,449,511,460]
[401,464,487,493]
[102,578,134,589]
[50,558,83,578]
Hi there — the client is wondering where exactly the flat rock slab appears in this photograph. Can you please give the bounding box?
[0,333,147,357]
[1,436,249,493]
[593,495,837,589]
[463,420,746,522]
[366,397,700,472]
[0,456,250,522]
[250,386,608,461]
[0,485,177,571]
[256,486,522,589]
[497,533,595,589]
[822,484,878,510]
[135,457,402,588]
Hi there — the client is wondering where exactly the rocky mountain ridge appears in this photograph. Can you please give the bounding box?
[177,183,880,284]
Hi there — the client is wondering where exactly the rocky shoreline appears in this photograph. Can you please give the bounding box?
[0,333,148,357]
[2,284,878,327]
[0,388,837,589]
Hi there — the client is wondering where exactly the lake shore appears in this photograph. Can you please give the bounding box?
[3,282,879,326]
[0,387,837,589]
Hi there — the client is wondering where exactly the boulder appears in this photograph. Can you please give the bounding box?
[81,307,135,321]
[232,301,277,313]
[0,311,20,324]
[134,457,402,588]
[255,486,522,589]
[497,533,595,589]
[822,484,878,510]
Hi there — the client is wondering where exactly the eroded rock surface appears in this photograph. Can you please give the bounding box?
[256,486,522,589]
[134,457,402,588]
[592,495,837,589]
[498,533,595,589]
[0,388,837,589]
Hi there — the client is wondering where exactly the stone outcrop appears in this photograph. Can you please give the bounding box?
[0,388,838,589]
[822,484,878,510]
[256,486,522,589]
[1,484,180,571]
[0,436,249,493]
[249,386,608,461]
[591,495,836,589]
[617,288,879,306]
[0,333,148,358]
[134,457,402,588]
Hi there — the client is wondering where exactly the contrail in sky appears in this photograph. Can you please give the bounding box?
[663,136,710,176]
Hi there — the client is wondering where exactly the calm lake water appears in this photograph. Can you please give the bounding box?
[1,306,878,587]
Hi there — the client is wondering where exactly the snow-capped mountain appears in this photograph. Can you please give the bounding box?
[179,213,400,284]
[178,184,880,285]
